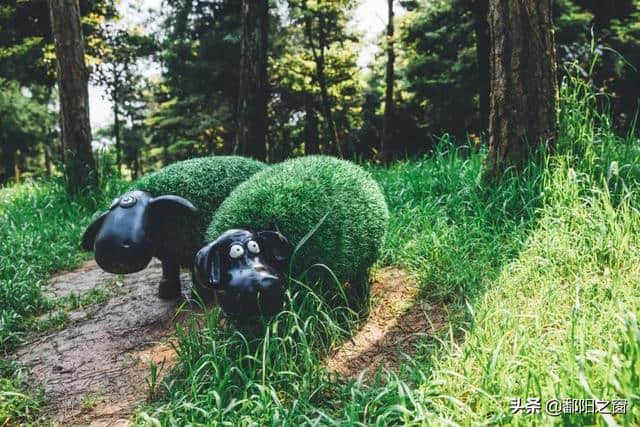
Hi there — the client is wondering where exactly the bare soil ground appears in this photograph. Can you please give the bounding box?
[10,260,188,426]
[9,263,446,426]
[324,267,448,379]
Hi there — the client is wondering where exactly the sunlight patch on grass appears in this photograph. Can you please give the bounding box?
[425,158,640,424]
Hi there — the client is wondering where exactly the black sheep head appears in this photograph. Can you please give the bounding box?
[81,190,197,274]
[194,229,293,317]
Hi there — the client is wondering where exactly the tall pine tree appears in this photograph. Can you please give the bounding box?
[487,0,558,175]
[235,0,269,160]
[48,0,97,194]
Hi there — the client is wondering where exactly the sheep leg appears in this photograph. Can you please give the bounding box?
[158,260,182,300]
[348,270,371,311]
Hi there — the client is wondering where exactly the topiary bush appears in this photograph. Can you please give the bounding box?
[132,156,266,266]
[206,155,389,288]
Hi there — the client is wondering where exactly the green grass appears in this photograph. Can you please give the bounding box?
[0,360,43,424]
[129,150,545,424]
[134,156,266,266]
[2,73,639,425]
[415,77,640,425]
[0,177,127,352]
[133,75,639,425]
[0,176,127,424]
[207,155,389,288]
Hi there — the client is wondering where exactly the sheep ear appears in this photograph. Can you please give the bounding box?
[149,195,198,216]
[81,212,108,251]
[258,231,293,269]
[194,241,222,289]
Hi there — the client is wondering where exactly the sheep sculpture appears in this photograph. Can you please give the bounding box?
[82,156,266,299]
[194,155,389,316]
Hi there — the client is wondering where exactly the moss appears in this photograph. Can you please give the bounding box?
[131,156,266,265]
[206,155,389,285]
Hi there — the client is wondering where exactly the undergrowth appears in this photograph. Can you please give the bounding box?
[1,70,639,425]
[0,177,126,424]
[135,73,639,425]
[0,177,126,352]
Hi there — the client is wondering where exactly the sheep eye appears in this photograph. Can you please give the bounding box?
[229,244,245,259]
[120,195,136,208]
[247,240,260,254]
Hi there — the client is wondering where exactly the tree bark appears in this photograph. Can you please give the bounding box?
[48,0,97,194]
[162,141,169,165]
[14,150,21,182]
[381,0,395,161]
[2,148,16,184]
[44,143,52,177]
[303,5,342,157]
[487,0,558,176]
[304,94,320,154]
[113,83,121,174]
[472,0,490,133]
[235,0,269,161]
[575,0,635,28]
[133,148,140,179]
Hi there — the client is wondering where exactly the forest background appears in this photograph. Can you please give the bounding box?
[2,0,638,183]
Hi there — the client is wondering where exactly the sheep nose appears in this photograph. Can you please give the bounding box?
[257,276,281,291]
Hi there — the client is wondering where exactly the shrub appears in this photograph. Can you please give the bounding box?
[206,155,389,286]
[131,156,266,265]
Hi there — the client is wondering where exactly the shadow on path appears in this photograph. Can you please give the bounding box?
[11,263,448,424]
[325,267,448,379]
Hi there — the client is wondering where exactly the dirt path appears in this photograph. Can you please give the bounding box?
[325,267,448,379]
[10,260,187,426]
[9,262,446,425]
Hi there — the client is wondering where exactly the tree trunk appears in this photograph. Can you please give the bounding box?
[472,0,490,133]
[2,148,16,184]
[579,0,635,28]
[162,140,169,165]
[304,94,320,154]
[487,0,558,176]
[381,0,395,162]
[14,150,21,183]
[48,0,97,194]
[44,143,52,177]
[113,85,121,174]
[304,8,342,157]
[133,148,140,180]
[235,0,269,161]
[316,13,341,157]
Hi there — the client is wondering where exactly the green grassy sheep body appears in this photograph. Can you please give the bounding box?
[206,155,389,287]
[132,156,266,266]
